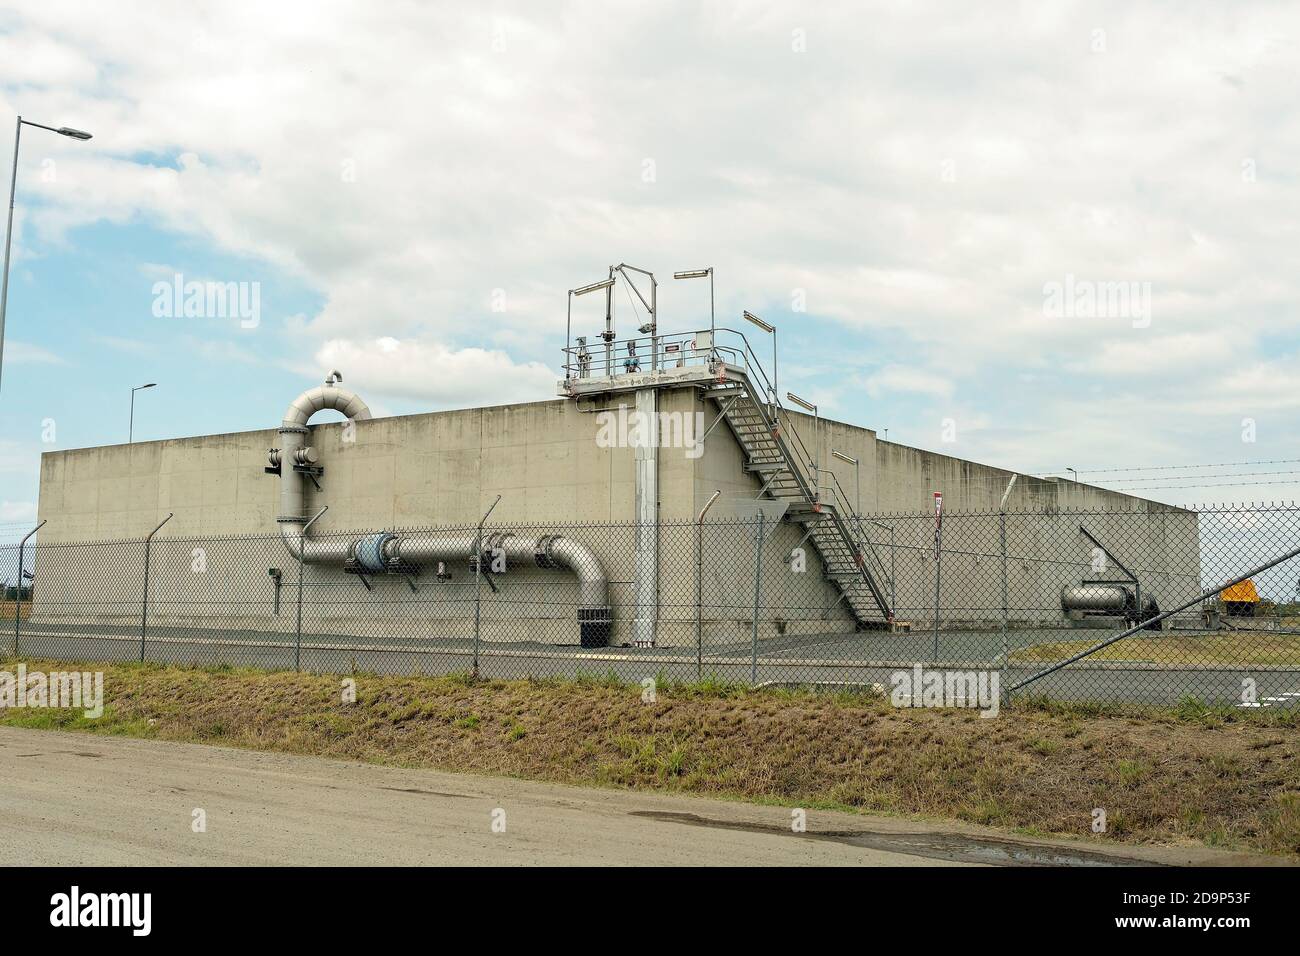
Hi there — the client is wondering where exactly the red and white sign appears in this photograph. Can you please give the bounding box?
[933,492,943,557]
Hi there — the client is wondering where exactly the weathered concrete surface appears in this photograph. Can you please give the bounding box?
[33,389,1198,645]
[0,727,1268,867]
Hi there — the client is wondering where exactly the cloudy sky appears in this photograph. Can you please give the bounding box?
[1,0,1298,534]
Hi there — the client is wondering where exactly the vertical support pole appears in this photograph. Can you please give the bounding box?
[633,387,659,647]
[695,521,703,681]
[140,513,173,663]
[997,474,1017,697]
[13,519,44,656]
[696,490,721,683]
[931,527,942,661]
[473,494,502,678]
[708,268,715,354]
[0,116,22,393]
[889,525,897,615]
[999,511,1008,666]
[295,506,328,672]
[751,510,765,686]
[565,290,573,380]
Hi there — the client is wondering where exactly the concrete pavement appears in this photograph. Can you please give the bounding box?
[0,727,1272,866]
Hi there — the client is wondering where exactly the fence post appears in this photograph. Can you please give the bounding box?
[751,510,765,686]
[931,518,943,661]
[997,476,1017,701]
[13,519,45,657]
[295,506,329,672]
[473,495,502,679]
[696,490,721,683]
[999,511,1008,657]
[139,513,173,663]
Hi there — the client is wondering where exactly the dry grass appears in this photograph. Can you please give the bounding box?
[1,657,1298,857]
[1012,632,1300,667]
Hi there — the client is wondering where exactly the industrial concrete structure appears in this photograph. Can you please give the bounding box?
[31,270,1202,648]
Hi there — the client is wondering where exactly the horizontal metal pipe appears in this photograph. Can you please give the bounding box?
[271,376,610,634]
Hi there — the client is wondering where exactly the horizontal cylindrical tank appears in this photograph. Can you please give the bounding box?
[1061,584,1131,612]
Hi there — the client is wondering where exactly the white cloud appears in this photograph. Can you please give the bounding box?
[0,501,37,523]
[5,340,66,364]
[314,337,557,408]
[0,0,1296,496]
[863,364,955,400]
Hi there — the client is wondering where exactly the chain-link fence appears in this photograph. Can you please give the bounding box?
[4,503,1299,708]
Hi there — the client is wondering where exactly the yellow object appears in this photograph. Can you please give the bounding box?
[1220,580,1260,604]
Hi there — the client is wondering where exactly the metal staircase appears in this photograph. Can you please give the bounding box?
[704,354,894,628]
[559,322,895,628]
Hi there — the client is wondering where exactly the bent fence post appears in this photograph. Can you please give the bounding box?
[295,506,329,672]
[139,513,173,662]
[13,519,45,656]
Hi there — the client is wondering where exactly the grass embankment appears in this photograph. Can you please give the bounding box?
[1012,632,1300,667]
[1,657,1297,857]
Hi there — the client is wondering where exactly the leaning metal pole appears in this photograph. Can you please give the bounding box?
[13,518,44,656]
[1010,540,1300,694]
[139,513,173,662]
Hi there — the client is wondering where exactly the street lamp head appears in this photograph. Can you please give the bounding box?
[572,278,614,297]
[742,310,774,334]
[831,449,857,465]
[673,268,711,280]
[56,127,92,140]
[785,391,817,413]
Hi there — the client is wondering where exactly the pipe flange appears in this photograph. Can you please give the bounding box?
[275,515,307,524]
[535,535,562,569]
[278,425,309,435]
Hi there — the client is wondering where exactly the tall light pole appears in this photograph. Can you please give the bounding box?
[0,116,93,393]
[673,267,714,355]
[742,309,777,406]
[831,448,859,514]
[567,277,615,378]
[786,390,819,499]
[129,383,156,443]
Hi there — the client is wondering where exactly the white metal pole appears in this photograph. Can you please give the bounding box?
[0,117,22,394]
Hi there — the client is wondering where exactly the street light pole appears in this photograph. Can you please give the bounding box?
[0,116,93,394]
[786,391,819,498]
[673,267,715,355]
[129,383,157,443]
[832,448,860,514]
[742,310,777,408]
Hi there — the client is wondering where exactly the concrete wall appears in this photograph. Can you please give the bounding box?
[33,387,1200,646]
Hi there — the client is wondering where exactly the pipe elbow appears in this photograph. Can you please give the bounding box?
[546,536,609,609]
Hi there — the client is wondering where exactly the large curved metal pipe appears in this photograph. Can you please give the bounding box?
[388,530,610,645]
[277,374,373,561]
[273,374,612,645]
